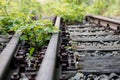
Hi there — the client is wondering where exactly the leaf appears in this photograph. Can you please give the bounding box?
[20,35,28,41]
[0,16,5,20]
[45,35,51,40]
[29,47,35,56]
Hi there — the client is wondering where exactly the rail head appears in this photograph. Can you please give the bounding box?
[36,17,61,80]
[0,33,20,80]
[86,15,120,31]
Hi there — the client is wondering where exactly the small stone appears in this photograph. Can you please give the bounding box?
[70,72,84,80]
[109,73,119,80]
[97,74,108,80]
[87,74,97,80]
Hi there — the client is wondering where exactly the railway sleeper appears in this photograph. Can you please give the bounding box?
[57,16,120,80]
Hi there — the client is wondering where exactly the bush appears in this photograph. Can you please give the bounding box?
[43,0,109,22]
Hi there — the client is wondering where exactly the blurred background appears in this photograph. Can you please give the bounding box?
[0,0,120,26]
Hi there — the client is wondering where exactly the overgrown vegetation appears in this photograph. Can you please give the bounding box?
[14,19,58,49]
[0,0,42,34]
[43,0,109,22]
[103,0,120,16]
[0,0,58,53]
[0,0,119,53]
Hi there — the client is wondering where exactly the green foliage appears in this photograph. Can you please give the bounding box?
[13,19,58,49]
[44,1,85,22]
[0,16,14,34]
[0,0,42,34]
[0,0,58,53]
[29,47,35,56]
[86,0,109,15]
[43,0,109,23]
[103,0,120,16]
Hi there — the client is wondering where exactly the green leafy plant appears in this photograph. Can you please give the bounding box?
[12,19,58,51]
[0,0,42,34]
[86,0,109,15]
[29,47,35,59]
[0,0,59,58]
[43,0,109,23]
[44,1,85,23]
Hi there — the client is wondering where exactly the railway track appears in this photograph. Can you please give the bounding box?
[0,15,120,80]
[0,17,58,80]
[58,15,120,80]
[0,35,13,53]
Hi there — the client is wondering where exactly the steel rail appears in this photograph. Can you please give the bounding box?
[0,33,20,80]
[36,17,61,80]
[86,15,120,30]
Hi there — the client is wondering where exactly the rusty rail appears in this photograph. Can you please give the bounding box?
[0,33,20,80]
[0,16,59,80]
[86,15,120,31]
[36,17,61,80]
